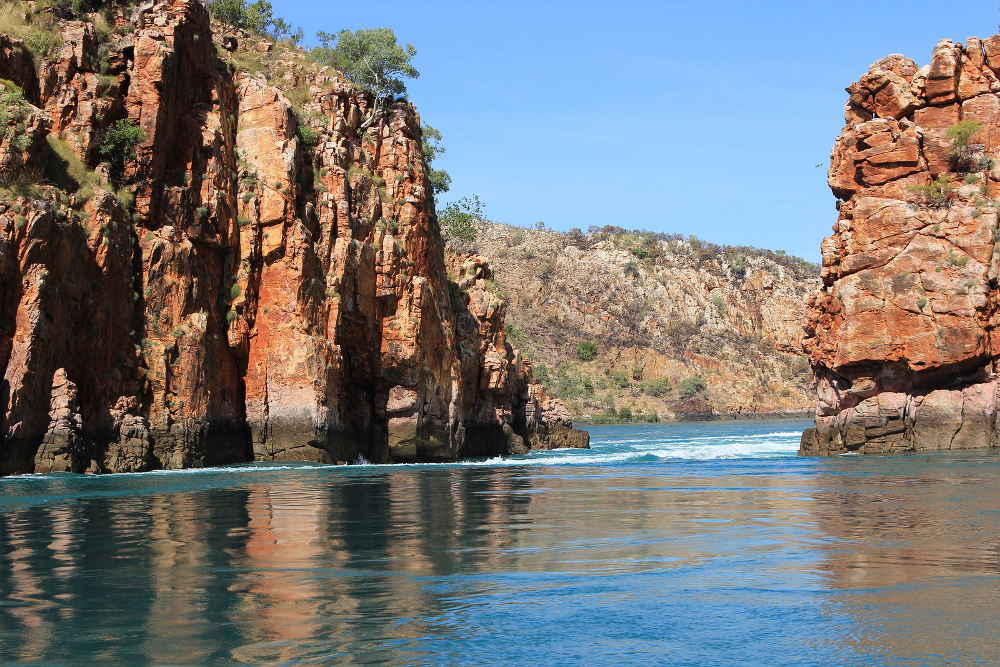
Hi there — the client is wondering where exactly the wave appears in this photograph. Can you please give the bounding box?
[1,424,806,479]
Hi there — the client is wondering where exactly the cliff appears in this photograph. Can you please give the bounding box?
[458,221,818,421]
[0,0,587,475]
[801,35,1000,454]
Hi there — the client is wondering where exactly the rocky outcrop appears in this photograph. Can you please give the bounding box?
[801,35,1000,455]
[0,0,587,475]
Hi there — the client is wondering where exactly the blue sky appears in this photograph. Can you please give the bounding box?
[278,1,999,260]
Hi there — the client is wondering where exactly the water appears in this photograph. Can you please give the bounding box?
[1,419,999,665]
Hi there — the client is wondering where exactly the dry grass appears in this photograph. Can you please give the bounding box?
[44,135,101,203]
[0,2,62,58]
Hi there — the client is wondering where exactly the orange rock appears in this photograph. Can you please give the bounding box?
[803,32,1000,456]
[0,0,585,475]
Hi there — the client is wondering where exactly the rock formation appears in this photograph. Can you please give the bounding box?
[801,35,1000,454]
[0,0,587,475]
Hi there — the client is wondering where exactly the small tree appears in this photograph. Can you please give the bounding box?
[576,341,598,361]
[421,123,451,194]
[678,376,706,399]
[208,0,301,41]
[311,28,418,129]
[439,194,483,244]
[907,175,954,207]
[100,119,146,183]
[945,119,982,156]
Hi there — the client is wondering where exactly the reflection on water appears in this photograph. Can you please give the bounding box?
[0,423,998,664]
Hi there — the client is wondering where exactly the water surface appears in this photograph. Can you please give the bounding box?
[2,419,999,665]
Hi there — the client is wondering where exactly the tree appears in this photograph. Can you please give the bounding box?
[439,194,483,244]
[678,376,707,399]
[207,0,301,42]
[311,28,418,129]
[576,341,598,361]
[100,119,146,183]
[946,119,982,156]
[421,123,450,194]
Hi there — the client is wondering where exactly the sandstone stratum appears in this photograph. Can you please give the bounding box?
[801,34,1000,454]
[0,0,588,475]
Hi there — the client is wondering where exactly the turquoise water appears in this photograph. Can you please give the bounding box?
[2,419,999,665]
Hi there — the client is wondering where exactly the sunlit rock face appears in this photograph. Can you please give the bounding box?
[801,36,1000,455]
[0,0,587,475]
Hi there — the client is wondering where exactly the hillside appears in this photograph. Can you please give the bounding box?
[457,222,821,421]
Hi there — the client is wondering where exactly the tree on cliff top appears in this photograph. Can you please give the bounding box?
[310,28,419,129]
[207,0,302,43]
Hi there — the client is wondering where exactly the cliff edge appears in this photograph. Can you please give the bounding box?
[0,0,587,474]
[802,35,1000,454]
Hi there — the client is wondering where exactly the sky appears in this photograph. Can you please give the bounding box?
[277,0,1000,260]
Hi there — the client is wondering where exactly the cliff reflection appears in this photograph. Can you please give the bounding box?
[0,467,539,663]
[2,455,1000,663]
[808,454,1000,663]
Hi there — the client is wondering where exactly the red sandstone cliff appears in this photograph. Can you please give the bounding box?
[0,0,587,474]
[801,35,1000,454]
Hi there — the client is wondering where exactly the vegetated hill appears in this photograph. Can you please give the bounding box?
[460,222,821,422]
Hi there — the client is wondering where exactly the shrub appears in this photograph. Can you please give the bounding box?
[0,85,33,154]
[505,323,527,347]
[0,4,61,58]
[100,119,146,182]
[907,176,953,207]
[297,123,319,147]
[420,124,450,194]
[208,0,300,41]
[576,340,598,361]
[946,119,982,156]
[641,377,671,397]
[678,376,707,399]
[439,194,483,244]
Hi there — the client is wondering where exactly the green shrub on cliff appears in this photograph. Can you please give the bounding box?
[0,3,61,57]
[439,194,483,244]
[420,124,450,195]
[907,176,954,207]
[208,0,301,42]
[678,376,706,399]
[100,119,146,183]
[576,341,598,361]
[0,84,32,154]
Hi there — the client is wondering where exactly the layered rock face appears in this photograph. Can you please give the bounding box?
[0,0,587,475]
[801,36,1000,454]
